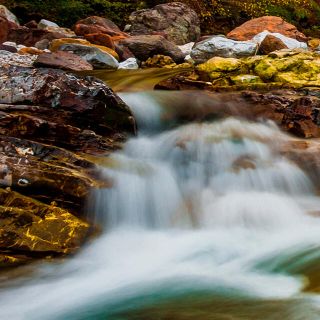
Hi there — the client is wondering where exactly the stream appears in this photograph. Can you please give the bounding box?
[1,69,320,319]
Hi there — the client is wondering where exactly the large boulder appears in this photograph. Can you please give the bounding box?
[227,16,307,42]
[119,35,184,63]
[34,51,93,71]
[0,5,19,25]
[58,44,119,69]
[0,16,10,43]
[128,2,200,45]
[191,36,257,64]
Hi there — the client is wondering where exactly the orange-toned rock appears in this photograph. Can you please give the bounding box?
[50,38,119,60]
[0,16,9,43]
[84,33,115,49]
[227,16,307,42]
[74,16,127,37]
[18,47,44,55]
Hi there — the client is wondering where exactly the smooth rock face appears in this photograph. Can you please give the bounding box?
[128,2,200,45]
[119,35,184,63]
[0,5,19,25]
[191,36,258,64]
[258,34,288,54]
[227,16,307,42]
[59,44,119,69]
[118,57,139,69]
[178,42,195,57]
[253,31,307,50]
[34,51,93,71]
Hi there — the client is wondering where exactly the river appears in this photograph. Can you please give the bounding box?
[1,69,320,319]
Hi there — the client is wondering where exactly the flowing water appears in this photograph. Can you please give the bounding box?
[2,70,320,319]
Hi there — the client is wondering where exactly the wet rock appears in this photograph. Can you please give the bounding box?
[119,35,184,63]
[0,5,19,25]
[128,2,200,45]
[0,188,89,255]
[258,34,288,54]
[191,36,257,64]
[227,16,307,42]
[49,38,119,60]
[58,44,119,69]
[74,16,126,38]
[34,51,93,71]
[118,57,139,70]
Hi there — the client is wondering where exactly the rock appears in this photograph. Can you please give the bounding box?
[230,75,263,85]
[191,36,257,64]
[258,34,288,54]
[142,55,177,68]
[0,5,19,25]
[0,44,17,53]
[119,35,184,63]
[114,43,135,61]
[74,16,126,38]
[49,38,119,60]
[34,39,50,50]
[0,188,89,255]
[178,42,195,57]
[38,19,59,29]
[84,33,115,49]
[0,66,136,138]
[0,16,9,43]
[253,31,307,51]
[58,44,119,69]
[18,47,44,55]
[34,51,93,71]
[308,38,320,50]
[227,16,307,42]
[128,2,200,45]
[118,57,139,70]
[0,50,36,67]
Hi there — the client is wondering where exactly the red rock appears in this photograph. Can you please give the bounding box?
[34,51,93,71]
[84,33,115,49]
[74,16,127,37]
[259,35,288,54]
[0,16,9,43]
[227,16,307,42]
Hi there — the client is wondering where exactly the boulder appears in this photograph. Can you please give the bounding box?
[59,44,119,69]
[0,44,17,53]
[143,55,177,68]
[178,42,195,57]
[84,33,115,49]
[38,19,59,29]
[227,16,307,42]
[253,31,307,50]
[49,38,119,60]
[128,2,200,45]
[74,16,126,38]
[119,35,184,63]
[0,5,19,25]
[0,50,37,67]
[34,51,93,71]
[258,34,288,54]
[118,57,139,70]
[0,16,9,43]
[191,36,257,64]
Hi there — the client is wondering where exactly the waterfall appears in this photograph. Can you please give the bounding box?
[1,90,320,320]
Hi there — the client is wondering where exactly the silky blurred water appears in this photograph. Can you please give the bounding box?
[1,87,320,320]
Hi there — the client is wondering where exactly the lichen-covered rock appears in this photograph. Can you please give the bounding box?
[0,188,89,255]
[143,55,177,68]
[119,35,185,63]
[230,75,263,85]
[34,51,93,71]
[58,44,119,69]
[191,36,257,64]
[128,2,200,45]
[227,16,307,42]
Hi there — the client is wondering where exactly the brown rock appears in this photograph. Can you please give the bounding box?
[0,44,17,53]
[74,16,126,37]
[84,33,115,49]
[34,51,93,71]
[259,35,288,54]
[0,16,9,43]
[18,47,44,55]
[227,16,307,42]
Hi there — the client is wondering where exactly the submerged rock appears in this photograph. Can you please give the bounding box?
[191,36,258,64]
[128,2,200,45]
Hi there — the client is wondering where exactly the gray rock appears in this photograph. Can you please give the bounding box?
[118,58,139,70]
[119,35,184,63]
[35,39,50,50]
[178,42,194,57]
[0,50,36,68]
[38,19,59,29]
[59,44,119,69]
[129,2,200,45]
[191,36,258,64]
